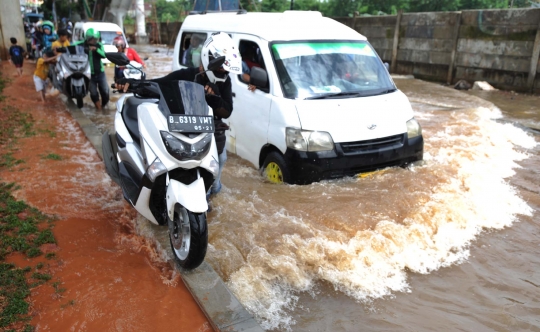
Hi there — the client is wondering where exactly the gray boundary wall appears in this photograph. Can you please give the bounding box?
[333,8,540,93]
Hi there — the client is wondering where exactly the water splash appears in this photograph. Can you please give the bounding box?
[207,104,536,330]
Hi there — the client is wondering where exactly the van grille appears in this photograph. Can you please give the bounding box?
[340,134,404,154]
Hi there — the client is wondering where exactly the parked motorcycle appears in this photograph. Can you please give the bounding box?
[101,52,223,269]
[54,46,91,108]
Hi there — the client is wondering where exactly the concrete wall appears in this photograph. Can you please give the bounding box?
[333,8,540,93]
[0,0,26,61]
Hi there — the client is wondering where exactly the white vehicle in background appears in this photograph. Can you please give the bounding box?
[73,21,128,63]
[173,11,423,185]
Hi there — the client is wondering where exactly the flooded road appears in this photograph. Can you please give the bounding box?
[85,46,540,331]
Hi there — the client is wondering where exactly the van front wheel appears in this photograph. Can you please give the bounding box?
[262,152,290,184]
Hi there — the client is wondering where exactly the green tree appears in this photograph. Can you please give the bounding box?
[261,0,289,12]
[407,0,459,12]
[154,0,193,22]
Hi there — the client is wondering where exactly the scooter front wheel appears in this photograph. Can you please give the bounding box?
[169,204,208,269]
[76,96,84,108]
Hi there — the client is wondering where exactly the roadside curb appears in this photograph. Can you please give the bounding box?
[63,99,263,332]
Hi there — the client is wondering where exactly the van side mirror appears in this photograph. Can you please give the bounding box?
[250,67,268,89]
[106,52,130,66]
[384,62,390,72]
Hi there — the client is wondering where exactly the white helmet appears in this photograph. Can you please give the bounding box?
[201,32,242,83]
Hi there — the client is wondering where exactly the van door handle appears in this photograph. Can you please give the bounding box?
[232,92,236,97]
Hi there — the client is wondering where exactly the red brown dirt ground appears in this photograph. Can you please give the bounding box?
[0,62,210,331]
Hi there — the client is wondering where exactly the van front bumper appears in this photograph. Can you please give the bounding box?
[284,135,424,184]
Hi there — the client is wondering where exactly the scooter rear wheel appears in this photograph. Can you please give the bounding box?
[169,204,208,270]
[76,96,84,109]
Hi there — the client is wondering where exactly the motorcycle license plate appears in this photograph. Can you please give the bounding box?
[168,115,215,133]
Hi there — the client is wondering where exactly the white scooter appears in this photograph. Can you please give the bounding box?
[117,60,144,80]
[102,52,222,269]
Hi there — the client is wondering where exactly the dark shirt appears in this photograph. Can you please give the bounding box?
[152,67,233,154]
[9,45,25,64]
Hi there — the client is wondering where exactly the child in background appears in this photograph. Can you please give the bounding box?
[9,37,25,77]
[52,29,70,54]
[34,51,58,102]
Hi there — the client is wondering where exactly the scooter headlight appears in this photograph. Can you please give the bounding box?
[160,131,212,161]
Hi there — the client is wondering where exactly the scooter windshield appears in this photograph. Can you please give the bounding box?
[66,45,86,56]
[159,81,209,116]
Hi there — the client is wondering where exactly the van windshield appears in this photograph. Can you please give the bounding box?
[271,41,395,100]
[100,31,124,45]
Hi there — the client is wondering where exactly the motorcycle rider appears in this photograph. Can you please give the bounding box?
[117,32,242,200]
[40,21,58,53]
[113,36,146,83]
[74,28,109,110]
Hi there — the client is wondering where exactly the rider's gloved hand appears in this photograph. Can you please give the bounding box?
[204,83,220,96]
[116,78,132,93]
[205,93,223,110]
[204,83,223,109]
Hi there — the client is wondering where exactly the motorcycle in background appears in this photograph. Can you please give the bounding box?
[116,61,145,80]
[54,45,91,108]
[101,52,225,269]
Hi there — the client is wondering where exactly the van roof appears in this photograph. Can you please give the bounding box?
[76,21,123,32]
[183,11,367,42]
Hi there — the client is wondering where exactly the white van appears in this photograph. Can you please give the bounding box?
[172,11,423,184]
[73,22,129,62]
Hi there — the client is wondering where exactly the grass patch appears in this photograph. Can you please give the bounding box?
[0,263,31,328]
[38,128,56,138]
[60,299,75,309]
[42,153,62,161]
[52,281,66,294]
[0,71,9,102]
[32,272,52,282]
[0,106,35,145]
[0,61,61,331]
[0,153,25,169]
[0,183,57,329]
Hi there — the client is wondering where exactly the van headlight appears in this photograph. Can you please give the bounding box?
[286,128,334,152]
[406,118,422,139]
[160,131,212,161]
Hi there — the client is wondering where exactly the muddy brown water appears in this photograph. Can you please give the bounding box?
[80,46,540,331]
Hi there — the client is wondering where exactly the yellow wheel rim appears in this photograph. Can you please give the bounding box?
[265,162,283,184]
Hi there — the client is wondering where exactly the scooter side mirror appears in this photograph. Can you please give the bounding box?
[207,56,226,71]
[106,52,130,66]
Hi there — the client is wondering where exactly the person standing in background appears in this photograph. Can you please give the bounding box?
[9,37,25,77]
[73,28,109,110]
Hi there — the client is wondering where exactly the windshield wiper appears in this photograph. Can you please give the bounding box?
[304,91,365,100]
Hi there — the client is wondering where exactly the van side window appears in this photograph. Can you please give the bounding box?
[179,32,207,68]
[239,40,269,92]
